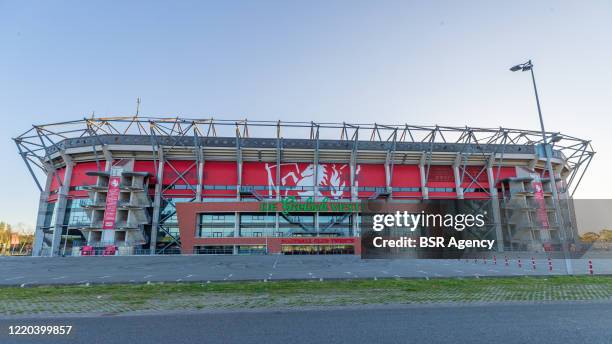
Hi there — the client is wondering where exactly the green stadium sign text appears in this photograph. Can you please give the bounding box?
[259,196,361,215]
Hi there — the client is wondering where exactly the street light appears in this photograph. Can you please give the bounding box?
[510,59,573,274]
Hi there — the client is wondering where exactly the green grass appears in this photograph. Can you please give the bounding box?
[1,276,611,315]
[1,276,610,300]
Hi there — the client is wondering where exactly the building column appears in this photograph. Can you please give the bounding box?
[32,167,54,256]
[275,138,281,243]
[419,153,429,200]
[234,211,239,254]
[50,153,73,257]
[453,154,464,199]
[350,141,359,237]
[384,151,392,196]
[196,160,204,202]
[487,157,504,252]
[315,213,320,237]
[195,148,204,202]
[149,149,164,254]
[313,138,319,201]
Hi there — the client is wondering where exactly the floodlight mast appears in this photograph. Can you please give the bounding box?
[510,59,573,274]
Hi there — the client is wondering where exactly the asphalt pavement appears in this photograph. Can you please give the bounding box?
[1,302,611,344]
[0,255,610,286]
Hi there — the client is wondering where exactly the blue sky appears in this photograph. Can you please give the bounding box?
[1,0,611,230]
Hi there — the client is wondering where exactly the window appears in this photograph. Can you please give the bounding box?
[237,245,266,254]
[239,213,274,237]
[195,246,233,255]
[64,199,91,227]
[198,213,236,237]
[393,187,420,192]
[160,198,194,225]
[429,187,454,192]
[464,188,488,193]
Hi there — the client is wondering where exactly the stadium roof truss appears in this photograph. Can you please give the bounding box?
[14,116,595,198]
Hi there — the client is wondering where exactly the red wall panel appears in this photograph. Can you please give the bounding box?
[491,166,518,184]
[202,161,237,197]
[355,164,385,198]
[49,167,66,192]
[391,165,420,187]
[69,161,106,197]
[133,160,158,183]
[390,164,421,198]
[355,164,385,187]
[70,161,104,185]
[163,160,198,185]
[460,166,489,188]
[242,162,272,186]
[426,165,455,187]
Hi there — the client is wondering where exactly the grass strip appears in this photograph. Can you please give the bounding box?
[1,276,610,315]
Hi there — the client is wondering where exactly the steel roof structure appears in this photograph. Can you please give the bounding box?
[14,116,595,197]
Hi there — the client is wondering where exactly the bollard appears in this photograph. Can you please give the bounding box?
[548,257,553,272]
[531,257,536,270]
[588,260,593,275]
[493,255,497,265]
[504,256,509,266]
[518,258,522,268]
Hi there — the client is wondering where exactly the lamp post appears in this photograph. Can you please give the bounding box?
[509,60,573,274]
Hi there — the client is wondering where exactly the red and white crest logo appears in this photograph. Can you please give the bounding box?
[264,163,354,199]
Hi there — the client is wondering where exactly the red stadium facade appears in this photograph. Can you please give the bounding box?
[14,118,594,256]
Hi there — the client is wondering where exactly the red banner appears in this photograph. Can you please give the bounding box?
[102,176,121,229]
[533,178,550,229]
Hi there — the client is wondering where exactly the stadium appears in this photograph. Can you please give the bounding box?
[13,117,594,257]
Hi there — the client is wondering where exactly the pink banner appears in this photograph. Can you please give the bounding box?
[102,176,121,229]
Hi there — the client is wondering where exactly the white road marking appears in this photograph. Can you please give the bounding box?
[98,275,111,279]
[51,276,66,280]
[4,276,25,281]
[454,270,464,273]
[143,275,152,279]
[186,274,194,278]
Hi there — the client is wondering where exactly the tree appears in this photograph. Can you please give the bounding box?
[599,229,612,242]
[580,232,600,243]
